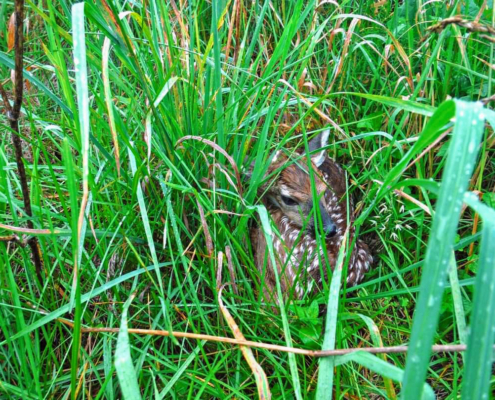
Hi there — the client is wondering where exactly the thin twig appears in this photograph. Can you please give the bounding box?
[51,315,487,358]
[0,0,44,285]
[0,222,64,235]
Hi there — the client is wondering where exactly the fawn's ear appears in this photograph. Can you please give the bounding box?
[243,150,282,182]
[308,129,330,168]
[242,157,256,181]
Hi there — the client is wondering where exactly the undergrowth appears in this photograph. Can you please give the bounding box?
[0,0,494,398]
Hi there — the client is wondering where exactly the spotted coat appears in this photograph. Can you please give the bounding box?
[249,133,373,303]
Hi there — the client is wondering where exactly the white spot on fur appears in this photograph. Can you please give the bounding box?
[280,186,292,197]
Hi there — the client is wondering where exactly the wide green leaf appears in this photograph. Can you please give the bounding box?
[460,193,495,399]
[401,100,485,398]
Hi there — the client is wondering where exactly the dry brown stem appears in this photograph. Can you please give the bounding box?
[0,0,44,285]
[50,314,486,358]
[422,16,495,43]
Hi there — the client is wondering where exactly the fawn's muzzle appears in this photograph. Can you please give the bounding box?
[324,221,337,237]
[308,201,337,238]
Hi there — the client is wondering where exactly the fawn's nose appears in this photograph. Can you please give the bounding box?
[324,222,337,238]
[318,201,337,238]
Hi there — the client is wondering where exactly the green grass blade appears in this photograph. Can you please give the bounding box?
[158,341,205,399]
[357,100,455,225]
[253,205,302,399]
[461,192,495,399]
[115,292,142,400]
[61,137,79,306]
[401,100,486,398]
[2,1,494,397]
[448,252,468,345]
[0,52,73,117]
[102,37,120,176]
[342,92,437,116]
[343,313,397,398]
[127,146,176,345]
[211,0,225,151]
[335,352,435,400]
[70,3,90,397]
[315,240,347,400]
[0,380,38,399]
[1,263,170,345]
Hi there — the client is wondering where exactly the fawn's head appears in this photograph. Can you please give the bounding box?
[248,130,338,238]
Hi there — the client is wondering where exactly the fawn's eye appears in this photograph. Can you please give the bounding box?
[281,195,298,207]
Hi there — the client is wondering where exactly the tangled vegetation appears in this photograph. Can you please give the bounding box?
[0,0,494,398]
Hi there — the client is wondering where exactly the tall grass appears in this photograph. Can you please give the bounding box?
[0,0,494,398]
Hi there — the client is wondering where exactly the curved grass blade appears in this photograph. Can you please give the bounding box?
[356,100,456,225]
[401,100,485,398]
[145,76,179,161]
[334,352,434,400]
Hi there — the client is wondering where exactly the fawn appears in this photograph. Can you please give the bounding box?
[248,130,372,302]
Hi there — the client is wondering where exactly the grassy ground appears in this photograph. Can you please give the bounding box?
[1,0,495,398]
